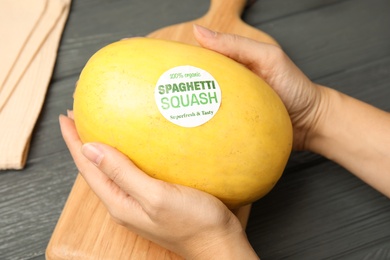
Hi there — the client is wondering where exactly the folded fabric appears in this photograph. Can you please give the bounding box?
[0,0,46,88]
[0,0,72,169]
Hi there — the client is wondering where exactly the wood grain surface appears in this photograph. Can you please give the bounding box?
[1,0,390,259]
[148,0,278,45]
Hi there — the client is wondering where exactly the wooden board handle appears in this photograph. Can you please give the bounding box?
[208,0,247,18]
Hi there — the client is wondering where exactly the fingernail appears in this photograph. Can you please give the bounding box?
[194,24,217,38]
[82,143,104,166]
[67,110,74,119]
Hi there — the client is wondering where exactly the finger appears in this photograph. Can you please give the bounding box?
[59,114,87,167]
[60,115,158,230]
[193,25,314,109]
[193,24,282,78]
[67,109,74,119]
[59,115,138,212]
[81,142,163,213]
[59,115,114,193]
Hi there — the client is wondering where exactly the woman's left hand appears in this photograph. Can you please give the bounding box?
[59,112,258,259]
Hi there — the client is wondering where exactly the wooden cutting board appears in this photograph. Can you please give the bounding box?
[46,0,279,259]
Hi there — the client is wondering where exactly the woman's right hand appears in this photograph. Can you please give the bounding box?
[194,25,390,197]
[194,24,324,151]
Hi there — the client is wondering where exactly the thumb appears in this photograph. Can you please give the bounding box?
[192,25,315,109]
[81,142,159,206]
[193,24,283,80]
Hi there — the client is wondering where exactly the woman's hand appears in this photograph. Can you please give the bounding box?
[194,24,324,151]
[194,25,390,197]
[59,113,258,259]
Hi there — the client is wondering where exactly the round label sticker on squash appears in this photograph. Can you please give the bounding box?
[154,65,222,128]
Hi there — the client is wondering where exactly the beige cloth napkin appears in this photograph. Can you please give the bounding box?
[0,0,46,87]
[0,0,72,169]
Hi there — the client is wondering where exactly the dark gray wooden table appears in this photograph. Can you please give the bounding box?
[1,0,390,259]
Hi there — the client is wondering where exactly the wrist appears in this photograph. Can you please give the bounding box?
[304,85,342,156]
[303,85,390,197]
[180,217,259,260]
[189,229,259,260]
[305,85,379,162]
